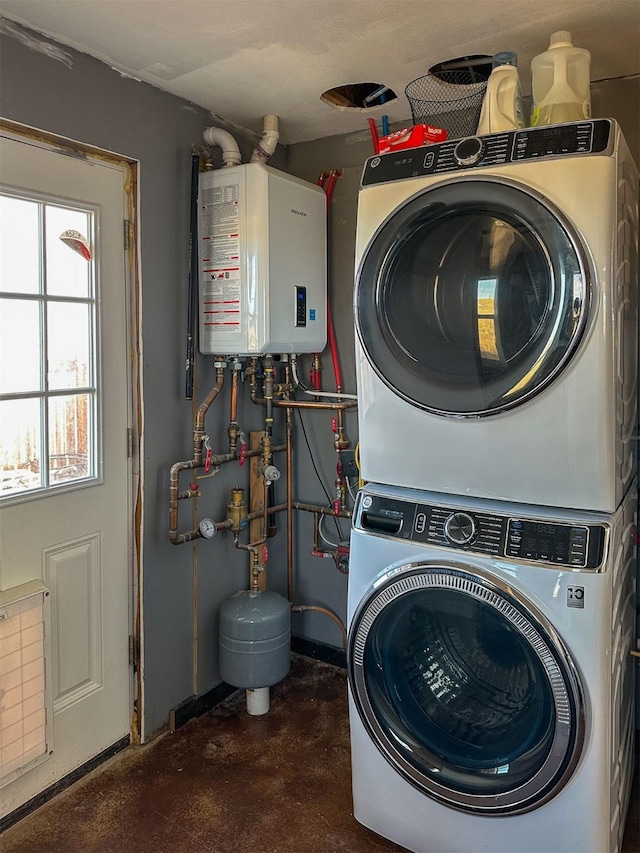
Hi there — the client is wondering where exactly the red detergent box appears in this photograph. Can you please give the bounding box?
[378,123,447,153]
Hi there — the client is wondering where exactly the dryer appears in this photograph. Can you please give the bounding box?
[354,119,639,511]
[347,482,637,853]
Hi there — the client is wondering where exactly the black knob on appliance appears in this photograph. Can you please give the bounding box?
[453,136,485,166]
[444,511,477,546]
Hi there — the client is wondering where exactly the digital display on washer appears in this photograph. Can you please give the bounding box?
[507,520,588,566]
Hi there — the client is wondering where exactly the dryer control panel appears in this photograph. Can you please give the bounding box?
[361,119,612,186]
[356,493,607,569]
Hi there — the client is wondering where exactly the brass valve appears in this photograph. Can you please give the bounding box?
[226,486,248,533]
[334,427,350,452]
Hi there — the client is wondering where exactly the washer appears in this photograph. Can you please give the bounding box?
[354,120,639,511]
[347,482,637,853]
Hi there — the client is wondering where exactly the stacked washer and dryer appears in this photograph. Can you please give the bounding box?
[347,119,639,853]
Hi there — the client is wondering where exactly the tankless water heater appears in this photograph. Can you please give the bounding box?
[198,162,327,355]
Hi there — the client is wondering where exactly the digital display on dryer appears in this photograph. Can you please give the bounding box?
[512,120,610,160]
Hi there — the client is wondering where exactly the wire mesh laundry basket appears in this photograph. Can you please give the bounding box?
[405,70,488,139]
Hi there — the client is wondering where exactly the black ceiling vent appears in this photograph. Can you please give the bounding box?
[321,82,398,112]
[428,55,493,83]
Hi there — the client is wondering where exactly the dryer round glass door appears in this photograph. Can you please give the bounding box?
[348,565,585,815]
[355,178,590,416]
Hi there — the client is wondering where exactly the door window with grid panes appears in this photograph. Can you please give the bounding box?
[0,195,99,500]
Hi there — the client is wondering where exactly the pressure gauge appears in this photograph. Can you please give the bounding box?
[199,518,217,539]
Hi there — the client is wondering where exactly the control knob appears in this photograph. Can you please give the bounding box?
[453,136,485,167]
[444,511,477,546]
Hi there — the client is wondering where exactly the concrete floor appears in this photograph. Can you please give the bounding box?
[2,654,639,853]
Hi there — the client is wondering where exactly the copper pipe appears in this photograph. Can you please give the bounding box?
[246,502,287,522]
[335,417,350,450]
[252,395,357,412]
[169,518,201,545]
[195,443,286,478]
[232,533,261,555]
[264,355,274,424]
[173,493,347,545]
[201,503,288,537]
[195,365,225,433]
[286,393,294,601]
[178,488,198,500]
[278,398,356,411]
[247,358,259,402]
[339,479,348,513]
[261,478,270,539]
[312,352,322,392]
[250,550,262,591]
[195,430,285,482]
[170,457,202,541]
[233,534,263,592]
[230,362,240,422]
[292,605,347,649]
[227,365,240,455]
[195,444,286,482]
[171,363,281,543]
[292,501,351,519]
[206,500,334,532]
[262,477,270,569]
[170,366,226,544]
[262,356,275,473]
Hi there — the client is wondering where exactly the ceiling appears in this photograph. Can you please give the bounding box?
[1,0,639,145]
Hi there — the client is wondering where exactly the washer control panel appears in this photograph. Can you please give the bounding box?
[361,119,612,187]
[357,493,606,569]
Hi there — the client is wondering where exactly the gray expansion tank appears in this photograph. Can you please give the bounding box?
[219,589,291,689]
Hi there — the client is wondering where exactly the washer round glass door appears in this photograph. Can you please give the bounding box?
[348,565,585,815]
[355,179,590,416]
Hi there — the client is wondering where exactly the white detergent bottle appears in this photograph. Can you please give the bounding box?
[530,31,591,126]
[477,51,526,135]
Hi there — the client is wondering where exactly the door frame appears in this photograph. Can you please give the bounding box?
[0,118,144,750]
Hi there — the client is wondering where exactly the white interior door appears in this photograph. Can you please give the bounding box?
[0,133,133,816]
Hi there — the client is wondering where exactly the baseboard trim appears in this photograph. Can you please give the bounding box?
[291,636,347,668]
[169,681,238,731]
[1,735,130,833]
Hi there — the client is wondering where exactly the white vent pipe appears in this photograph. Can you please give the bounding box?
[202,126,242,167]
[250,114,280,163]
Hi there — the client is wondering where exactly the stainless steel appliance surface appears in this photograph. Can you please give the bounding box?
[354,120,638,511]
[347,481,637,853]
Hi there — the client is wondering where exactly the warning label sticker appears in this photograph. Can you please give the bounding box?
[201,276,241,328]
[201,181,242,330]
